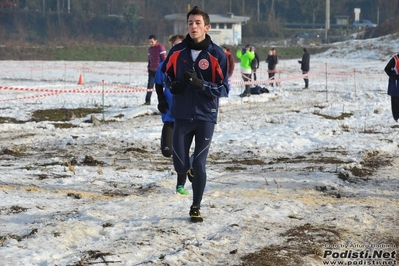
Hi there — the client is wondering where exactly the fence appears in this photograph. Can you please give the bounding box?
[0,60,388,108]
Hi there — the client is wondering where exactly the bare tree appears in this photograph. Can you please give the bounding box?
[378,0,399,22]
[57,0,61,25]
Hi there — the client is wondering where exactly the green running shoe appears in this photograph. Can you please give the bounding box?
[176,186,189,195]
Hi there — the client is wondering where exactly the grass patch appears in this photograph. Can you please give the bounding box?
[338,172,350,182]
[226,165,247,171]
[53,45,148,62]
[31,108,102,122]
[338,151,392,182]
[0,228,38,245]
[0,147,28,157]
[51,123,79,129]
[239,245,294,266]
[270,155,345,165]
[71,250,116,265]
[0,45,329,61]
[1,107,105,128]
[36,174,70,180]
[351,150,392,177]
[232,158,266,166]
[0,117,24,123]
[0,45,149,62]
[0,205,28,215]
[239,223,343,266]
[313,112,353,120]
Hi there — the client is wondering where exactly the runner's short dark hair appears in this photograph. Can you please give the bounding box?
[187,6,210,26]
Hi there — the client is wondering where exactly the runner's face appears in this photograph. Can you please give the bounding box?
[187,14,210,43]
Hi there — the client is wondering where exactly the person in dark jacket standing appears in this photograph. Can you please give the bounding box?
[298,47,310,89]
[250,46,260,81]
[144,34,167,105]
[384,53,399,121]
[266,48,278,87]
[162,6,229,223]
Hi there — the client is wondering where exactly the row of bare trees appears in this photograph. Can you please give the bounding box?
[11,0,399,23]
[1,0,398,46]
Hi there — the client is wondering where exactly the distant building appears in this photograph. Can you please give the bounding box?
[164,13,250,46]
[335,15,350,25]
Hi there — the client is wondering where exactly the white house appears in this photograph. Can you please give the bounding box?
[164,13,250,46]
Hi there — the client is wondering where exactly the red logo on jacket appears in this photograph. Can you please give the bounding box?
[198,59,209,70]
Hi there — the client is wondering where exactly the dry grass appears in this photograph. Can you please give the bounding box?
[238,223,343,265]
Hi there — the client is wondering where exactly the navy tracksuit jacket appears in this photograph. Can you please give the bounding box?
[162,36,229,206]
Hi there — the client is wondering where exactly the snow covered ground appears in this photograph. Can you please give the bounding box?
[0,34,398,265]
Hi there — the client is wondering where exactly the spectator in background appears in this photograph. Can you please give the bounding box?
[298,47,310,89]
[223,46,235,79]
[236,44,255,97]
[144,34,167,105]
[266,48,278,87]
[384,53,399,121]
[154,34,188,195]
[250,46,260,81]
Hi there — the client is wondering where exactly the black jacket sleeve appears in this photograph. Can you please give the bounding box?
[385,57,399,80]
[155,83,166,102]
[385,58,395,77]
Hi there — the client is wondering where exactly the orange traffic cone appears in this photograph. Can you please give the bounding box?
[78,73,83,85]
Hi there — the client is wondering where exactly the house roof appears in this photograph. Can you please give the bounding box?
[165,13,250,24]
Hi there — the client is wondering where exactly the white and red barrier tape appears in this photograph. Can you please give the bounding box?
[0,67,378,102]
[0,82,155,102]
